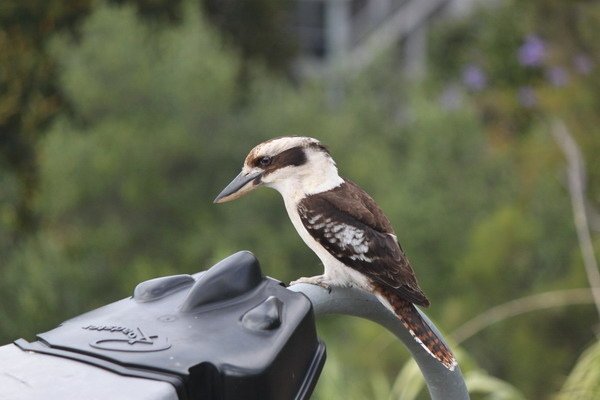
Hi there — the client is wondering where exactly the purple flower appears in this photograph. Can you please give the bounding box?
[517,86,536,108]
[546,66,569,87]
[462,64,487,91]
[518,35,546,67]
[573,54,594,75]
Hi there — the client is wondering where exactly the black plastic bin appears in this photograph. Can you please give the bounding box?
[15,251,326,400]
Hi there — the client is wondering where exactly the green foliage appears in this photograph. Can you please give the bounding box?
[0,0,183,235]
[1,1,599,399]
[389,358,527,400]
[0,233,87,340]
[465,371,527,400]
[200,0,297,75]
[428,0,600,397]
[557,341,600,400]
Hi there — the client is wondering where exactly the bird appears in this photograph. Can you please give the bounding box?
[214,136,457,370]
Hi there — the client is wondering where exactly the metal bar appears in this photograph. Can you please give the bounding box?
[288,283,469,400]
[325,0,351,63]
[348,0,449,73]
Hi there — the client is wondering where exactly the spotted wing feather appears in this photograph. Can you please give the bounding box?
[298,180,430,307]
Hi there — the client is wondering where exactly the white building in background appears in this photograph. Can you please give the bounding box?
[291,0,483,78]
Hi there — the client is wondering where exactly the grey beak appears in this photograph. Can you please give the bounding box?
[214,171,263,204]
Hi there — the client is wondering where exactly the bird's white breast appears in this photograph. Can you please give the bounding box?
[282,196,372,290]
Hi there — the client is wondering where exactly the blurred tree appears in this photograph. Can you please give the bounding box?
[0,0,182,238]
[557,340,600,400]
[111,0,183,22]
[429,0,600,396]
[2,4,499,391]
[200,0,298,91]
[1,1,599,399]
[0,0,93,235]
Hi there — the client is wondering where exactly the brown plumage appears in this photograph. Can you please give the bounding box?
[214,136,456,370]
[299,179,456,369]
[375,284,456,370]
[299,180,429,306]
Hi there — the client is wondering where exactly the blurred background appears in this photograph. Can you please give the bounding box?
[1,0,600,398]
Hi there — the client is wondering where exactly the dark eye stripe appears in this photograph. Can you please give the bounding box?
[271,146,307,169]
[254,146,307,170]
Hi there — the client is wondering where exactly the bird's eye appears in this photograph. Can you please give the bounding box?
[259,156,272,167]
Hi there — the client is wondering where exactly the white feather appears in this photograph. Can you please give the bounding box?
[262,144,370,289]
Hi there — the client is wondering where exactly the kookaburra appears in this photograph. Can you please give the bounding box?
[214,136,456,370]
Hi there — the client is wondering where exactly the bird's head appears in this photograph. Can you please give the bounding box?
[214,136,341,203]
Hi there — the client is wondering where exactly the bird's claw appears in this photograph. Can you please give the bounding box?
[290,276,332,293]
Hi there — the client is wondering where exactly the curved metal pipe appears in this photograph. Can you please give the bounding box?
[288,283,469,400]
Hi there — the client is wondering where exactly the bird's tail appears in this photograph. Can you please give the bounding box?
[376,289,457,371]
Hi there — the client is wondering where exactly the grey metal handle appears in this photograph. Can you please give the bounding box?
[288,283,469,400]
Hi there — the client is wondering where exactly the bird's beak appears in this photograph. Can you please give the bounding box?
[214,171,263,204]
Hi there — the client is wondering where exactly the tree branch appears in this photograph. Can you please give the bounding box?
[452,288,596,344]
[551,119,600,320]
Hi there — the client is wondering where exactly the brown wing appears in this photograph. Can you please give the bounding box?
[298,180,430,307]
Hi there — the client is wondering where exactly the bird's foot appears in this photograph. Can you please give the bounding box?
[289,275,332,293]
